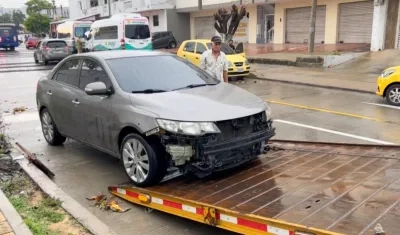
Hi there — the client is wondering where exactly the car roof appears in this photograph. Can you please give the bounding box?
[70,50,173,60]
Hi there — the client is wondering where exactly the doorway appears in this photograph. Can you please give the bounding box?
[264,14,274,43]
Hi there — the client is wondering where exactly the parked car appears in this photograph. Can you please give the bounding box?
[36,50,275,187]
[33,39,71,65]
[376,66,400,106]
[176,39,250,79]
[151,31,177,49]
[26,37,39,49]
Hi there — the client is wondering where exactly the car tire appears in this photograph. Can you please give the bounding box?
[40,108,66,146]
[34,56,38,64]
[169,41,177,49]
[120,133,167,187]
[385,84,400,106]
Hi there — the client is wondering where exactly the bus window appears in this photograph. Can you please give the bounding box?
[94,26,118,40]
[57,25,71,39]
[75,27,91,38]
[125,25,150,39]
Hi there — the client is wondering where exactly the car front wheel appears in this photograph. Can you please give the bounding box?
[120,133,166,187]
[40,108,66,145]
[385,84,400,106]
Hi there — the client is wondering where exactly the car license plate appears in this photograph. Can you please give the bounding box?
[237,67,243,72]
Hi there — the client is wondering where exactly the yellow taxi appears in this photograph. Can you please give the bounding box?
[376,66,400,106]
[176,39,250,79]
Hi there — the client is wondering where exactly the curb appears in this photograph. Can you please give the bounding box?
[9,148,118,235]
[248,73,375,95]
[0,188,33,235]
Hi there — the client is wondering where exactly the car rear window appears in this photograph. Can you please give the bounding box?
[47,41,67,48]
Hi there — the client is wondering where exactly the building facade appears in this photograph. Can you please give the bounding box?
[68,0,400,51]
[67,0,190,43]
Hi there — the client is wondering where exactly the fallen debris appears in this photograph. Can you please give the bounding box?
[12,106,27,115]
[86,193,130,213]
[15,142,55,179]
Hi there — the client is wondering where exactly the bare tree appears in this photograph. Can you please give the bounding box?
[213,4,247,42]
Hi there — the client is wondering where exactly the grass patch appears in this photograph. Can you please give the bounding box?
[1,173,92,235]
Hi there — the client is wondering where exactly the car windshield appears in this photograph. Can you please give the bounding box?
[125,25,150,39]
[206,42,236,55]
[75,26,91,37]
[106,55,220,93]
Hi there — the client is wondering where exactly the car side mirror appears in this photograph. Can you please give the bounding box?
[85,82,109,95]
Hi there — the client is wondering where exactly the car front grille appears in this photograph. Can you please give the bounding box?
[214,112,267,142]
[234,62,243,67]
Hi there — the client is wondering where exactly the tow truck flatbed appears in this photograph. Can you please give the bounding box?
[109,140,400,235]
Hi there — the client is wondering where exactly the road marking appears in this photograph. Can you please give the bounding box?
[362,102,400,110]
[274,119,396,145]
[267,100,394,124]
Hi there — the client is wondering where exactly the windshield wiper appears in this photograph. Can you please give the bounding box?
[132,89,167,94]
[173,84,215,91]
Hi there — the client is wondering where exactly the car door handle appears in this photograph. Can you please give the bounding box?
[72,100,80,105]
[46,91,52,95]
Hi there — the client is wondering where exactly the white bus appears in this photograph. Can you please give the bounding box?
[56,20,92,53]
[86,13,152,51]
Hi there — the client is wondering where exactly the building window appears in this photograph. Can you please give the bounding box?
[153,15,159,27]
[90,0,99,7]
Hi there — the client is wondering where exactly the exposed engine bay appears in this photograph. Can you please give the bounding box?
[158,111,275,178]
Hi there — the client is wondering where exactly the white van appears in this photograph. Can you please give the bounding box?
[85,13,152,51]
[57,20,92,53]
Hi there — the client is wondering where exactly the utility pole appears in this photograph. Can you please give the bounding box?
[308,0,317,54]
[108,0,112,17]
[52,0,56,20]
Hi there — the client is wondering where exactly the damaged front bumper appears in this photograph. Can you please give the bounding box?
[160,119,276,177]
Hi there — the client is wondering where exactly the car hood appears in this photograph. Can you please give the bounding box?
[226,54,246,62]
[129,83,267,122]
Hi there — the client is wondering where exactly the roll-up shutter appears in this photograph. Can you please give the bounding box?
[338,1,374,43]
[285,6,326,43]
[194,16,215,40]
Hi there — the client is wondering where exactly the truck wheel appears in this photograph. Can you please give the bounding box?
[40,108,67,146]
[385,84,400,106]
[120,133,167,187]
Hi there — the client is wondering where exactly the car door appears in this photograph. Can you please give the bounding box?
[181,41,196,64]
[194,42,208,66]
[50,58,83,138]
[76,58,114,150]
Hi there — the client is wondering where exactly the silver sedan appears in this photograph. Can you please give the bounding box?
[36,50,275,187]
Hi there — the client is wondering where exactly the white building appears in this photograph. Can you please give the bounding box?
[67,0,190,43]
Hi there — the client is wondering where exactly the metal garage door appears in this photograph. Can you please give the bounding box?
[338,1,374,43]
[194,16,215,39]
[285,6,326,43]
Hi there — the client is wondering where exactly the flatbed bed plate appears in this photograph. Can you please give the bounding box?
[114,141,400,235]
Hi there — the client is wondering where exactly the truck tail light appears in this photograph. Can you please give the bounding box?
[13,36,16,41]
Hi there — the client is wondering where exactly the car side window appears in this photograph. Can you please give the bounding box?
[195,43,207,54]
[55,59,80,87]
[183,42,195,53]
[79,59,111,90]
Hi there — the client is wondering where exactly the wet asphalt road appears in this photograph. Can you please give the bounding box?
[1,46,400,235]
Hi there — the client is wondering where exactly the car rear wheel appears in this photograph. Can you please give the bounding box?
[385,84,400,106]
[120,133,166,187]
[40,108,66,146]
[169,41,177,48]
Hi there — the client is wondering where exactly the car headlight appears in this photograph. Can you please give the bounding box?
[245,59,249,65]
[228,61,233,67]
[265,107,272,121]
[382,69,395,78]
[156,119,221,136]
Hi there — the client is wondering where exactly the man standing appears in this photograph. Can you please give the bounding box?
[76,37,83,54]
[200,36,229,82]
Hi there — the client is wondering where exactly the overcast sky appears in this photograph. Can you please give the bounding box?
[0,0,69,8]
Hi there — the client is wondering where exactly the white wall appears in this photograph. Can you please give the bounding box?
[176,0,198,9]
[68,0,84,19]
[141,10,168,32]
[371,0,388,51]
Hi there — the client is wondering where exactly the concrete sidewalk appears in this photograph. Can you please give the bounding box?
[249,63,377,94]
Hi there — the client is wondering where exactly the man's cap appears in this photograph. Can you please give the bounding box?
[211,36,222,43]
